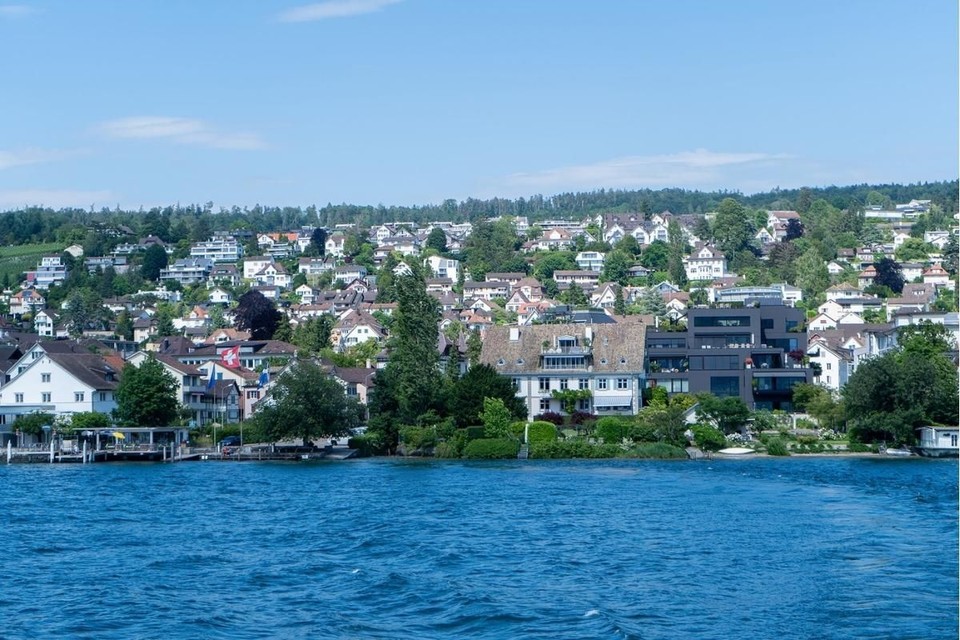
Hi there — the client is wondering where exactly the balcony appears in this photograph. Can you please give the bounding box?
[541,345,592,356]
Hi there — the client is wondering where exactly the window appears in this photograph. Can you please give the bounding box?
[538,377,550,392]
[826,363,832,370]
[579,378,589,390]
[693,315,749,327]
[42,392,51,403]
[15,393,23,403]
[710,376,739,397]
[539,398,551,411]
[559,379,569,390]
[41,373,50,383]
[246,390,260,399]
[74,392,84,402]
[616,378,629,390]
[577,399,590,411]
[597,378,608,390]
[99,392,107,402]
[512,378,520,390]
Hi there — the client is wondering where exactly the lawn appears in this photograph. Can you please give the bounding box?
[0,242,65,284]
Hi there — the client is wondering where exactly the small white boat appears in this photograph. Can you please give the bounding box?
[880,446,914,457]
[717,447,755,456]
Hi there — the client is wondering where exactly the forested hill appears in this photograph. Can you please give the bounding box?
[0,181,956,244]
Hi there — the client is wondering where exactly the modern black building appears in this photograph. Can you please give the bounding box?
[644,303,813,410]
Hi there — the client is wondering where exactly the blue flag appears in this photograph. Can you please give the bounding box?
[207,370,216,389]
[258,370,269,388]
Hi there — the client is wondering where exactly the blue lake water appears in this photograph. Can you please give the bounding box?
[1,457,956,639]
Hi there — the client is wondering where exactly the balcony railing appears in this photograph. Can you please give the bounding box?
[541,346,592,356]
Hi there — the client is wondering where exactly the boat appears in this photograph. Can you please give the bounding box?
[717,447,755,456]
[914,426,959,458]
[879,445,914,457]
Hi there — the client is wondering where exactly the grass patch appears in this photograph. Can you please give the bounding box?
[0,243,64,283]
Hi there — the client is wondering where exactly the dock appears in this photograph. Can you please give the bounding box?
[4,440,357,464]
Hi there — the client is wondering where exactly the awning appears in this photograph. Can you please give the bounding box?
[593,395,633,408]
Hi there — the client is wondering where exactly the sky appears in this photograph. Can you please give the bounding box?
[0,0,957,211]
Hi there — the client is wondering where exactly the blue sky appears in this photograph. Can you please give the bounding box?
[1,0,957,210]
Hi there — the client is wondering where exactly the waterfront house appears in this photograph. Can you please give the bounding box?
[481,323,647,420]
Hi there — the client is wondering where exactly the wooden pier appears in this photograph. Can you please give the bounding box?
[4,440,357,464]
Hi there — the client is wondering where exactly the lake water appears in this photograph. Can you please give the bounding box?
[1,457,956,639]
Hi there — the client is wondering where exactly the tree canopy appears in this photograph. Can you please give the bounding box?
[251,359,363,443]
[234,290,282,340]
[114,356,180,427]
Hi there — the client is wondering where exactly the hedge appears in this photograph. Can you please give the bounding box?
[527,421,558,445]
[462,438,519,459]
[594,417,631,444]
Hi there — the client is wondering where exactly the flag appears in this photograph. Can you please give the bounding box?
[206,367,216,389]
[220,344,241,369]
[258,370,269,388]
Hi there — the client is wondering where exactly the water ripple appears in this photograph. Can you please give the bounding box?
[0,457,955,639]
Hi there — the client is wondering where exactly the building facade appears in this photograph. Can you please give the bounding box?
[645,304,813,410]
[481,323,647,421]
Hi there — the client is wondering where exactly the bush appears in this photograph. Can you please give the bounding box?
[594,417,631,444]
[527,421,558,444]
[629,421,658,443]
[510,421,526,440]
[796,435,819,446]
[848,441,877,453]
[348,432,387,457]
[435,430,467,459]
[534,412,564,426]
[765,437,790,456]
[692,424,726,452]
[464,426,486,441]
[630,442,688,459]
[462,438,519,459]
[569,411,596,425]
[530,439,622,459]
[398,426,437,455]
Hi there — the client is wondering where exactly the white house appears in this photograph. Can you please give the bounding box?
[0,345,121,429]
[683,244,728,281]
[243,256,275,280]
[423,255,461,280]
[575,251,606,272]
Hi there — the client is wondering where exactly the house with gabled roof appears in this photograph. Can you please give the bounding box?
[683,244,729,281]
[0,343,122,434]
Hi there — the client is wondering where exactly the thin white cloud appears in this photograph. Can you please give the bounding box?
[0,189,117,209]
[0,148,81,171]
[278,0,402,22]
[0,5,34,18]
[496,149,792,194]
[97,116,266,150]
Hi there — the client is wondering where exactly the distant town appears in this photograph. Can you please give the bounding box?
[0,182,957,458]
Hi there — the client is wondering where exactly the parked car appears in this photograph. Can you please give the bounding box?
[219,436,241,449]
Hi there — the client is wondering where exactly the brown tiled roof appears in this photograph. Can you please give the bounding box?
[481,324,646,374]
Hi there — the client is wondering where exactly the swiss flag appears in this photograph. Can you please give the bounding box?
[220,344,241,369]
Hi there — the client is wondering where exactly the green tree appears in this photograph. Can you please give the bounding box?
[794,246,830,301]
[155,305,177,337]
[447,363,526,428]
[712,198,754,256]
[639,241,669,271]
[695,393,750,435]
[291,315,335,354]
[252,359,363,443]
[13,412,56,439]
[114,356,180,427]
[894,238,933,263]
[62,288,106,338]
[463,219,520,280]
[425,227,448,253]
[601,249,631,285]
[666,220,687,286]
[368,272,443,450]
[562,283,589,308]
[480,397,513,439]
[613,285,626,316]
[140,244,168,281]
[533,251,577,281]
[115,309,134,341]
[637,287,667,317]
[68,411,113,434]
